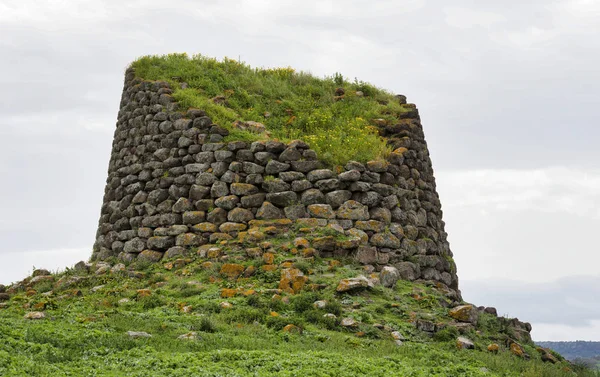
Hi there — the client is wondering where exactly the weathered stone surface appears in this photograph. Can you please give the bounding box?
[354,246,377,264]
[227,208,254,223]
[449,305,479,325]
[336,200,369,220]
[137,249,164,262]
[214,195,240,210]
[395,262,419,281]
[284,205,308,219]
[325,190,352,208]
[230,183,258,196]
[380,266,400,288]
[370,232,400,249]
[307,204,335,219]
[336,276,373,292]
[266,191,297,207]
[307,169,334,182]
[256,202,284,219]
[147,236,175,250]
[300,189,325,205]
[265,160,290,174]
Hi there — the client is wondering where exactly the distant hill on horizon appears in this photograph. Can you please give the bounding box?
[537,341,600,361]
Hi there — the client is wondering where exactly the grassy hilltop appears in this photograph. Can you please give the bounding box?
[131,53,403,166]
[0,231,595,376]
[0,54,598,376]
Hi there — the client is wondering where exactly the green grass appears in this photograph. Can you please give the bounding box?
[130,53,412,166]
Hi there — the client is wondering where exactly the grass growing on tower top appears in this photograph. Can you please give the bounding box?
[130,53,413,166]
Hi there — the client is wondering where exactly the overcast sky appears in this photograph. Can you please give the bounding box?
[1,0,598,341]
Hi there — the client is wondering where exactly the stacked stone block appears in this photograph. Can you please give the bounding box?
[93,68,459,294]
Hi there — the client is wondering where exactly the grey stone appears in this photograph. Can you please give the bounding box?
[210,181,229,198]
[300,189,325,205]
[189,185,210,200]
[291,180,312,192]
[147,236,175,250]
[173,198,193,213]
[353,191,381,207]
[215,195,240,210]
[349,181,371,192]
[307,169,334,182]
[123,238,145,253]
[284,205,309,219]
[395,262,419,281]
[336,200,369,220]
[182,211,205,224]
[325,190,352,208]
[369,207,391,223]
[147,189,169,205]
[265,160,290,174]
[195,151,215,164]
[256,202,284,219]
[338,169,361,181]
[279,171,305,182]
[262,179,290,193]
[227,208,254,223]
[230,183,258,196]
[220,170,240,183]
[290,160,320,172]
[210,162,229,177]
[254,151,275,164]
[382,195,399,209]
[371,232,400,248]
[265,140,286,153]
[241,193,266,208]
[354,246,377,264]
[196,172,217,186]
[345,161,365,172]
[202,143,225,152]
[380,266,400,288]
[279,147,302,162]
[243,162,265,174]
[164,246,190,259]
[206,208,228,226]
[245,174,263,185]
[372,183,396,197]
[266,191,298,207]
[214,150,234,162]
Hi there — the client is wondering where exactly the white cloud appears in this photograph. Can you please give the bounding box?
[0,248,89,285]
[437,167,600,219]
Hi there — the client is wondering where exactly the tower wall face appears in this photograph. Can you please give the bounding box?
[93,68,459,295]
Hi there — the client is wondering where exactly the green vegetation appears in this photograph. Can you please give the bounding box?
[1,222,597,376]
[130,53,412,166]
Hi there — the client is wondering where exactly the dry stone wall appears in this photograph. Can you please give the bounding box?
[93,68,460,295]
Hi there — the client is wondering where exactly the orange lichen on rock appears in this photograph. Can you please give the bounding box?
[278,268,308,294]
[487,343,500,353]
[263,252,275,265]
[220,263,245,279]
[220,288,238,298]
[136,289,152,297]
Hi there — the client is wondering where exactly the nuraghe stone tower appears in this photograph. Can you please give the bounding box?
[92,66,461,299]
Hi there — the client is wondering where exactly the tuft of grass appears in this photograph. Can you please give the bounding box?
[130,53,402,166]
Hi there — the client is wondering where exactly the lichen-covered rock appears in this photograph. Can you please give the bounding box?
[449,305,479,325]
[220,263,245,279]
[137,250,164,263]
[300,189,325,205]
[256,202,284,219]
[214,195,240,210]
[278,268,308,294]
[266,191,297,207]
[380,266,400,288]
[370,232,400,249]
[227,208,254,223]
[336,276,372,292]
[230,183,258,196]
[307,204,335,219]
[336,200,369,220]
